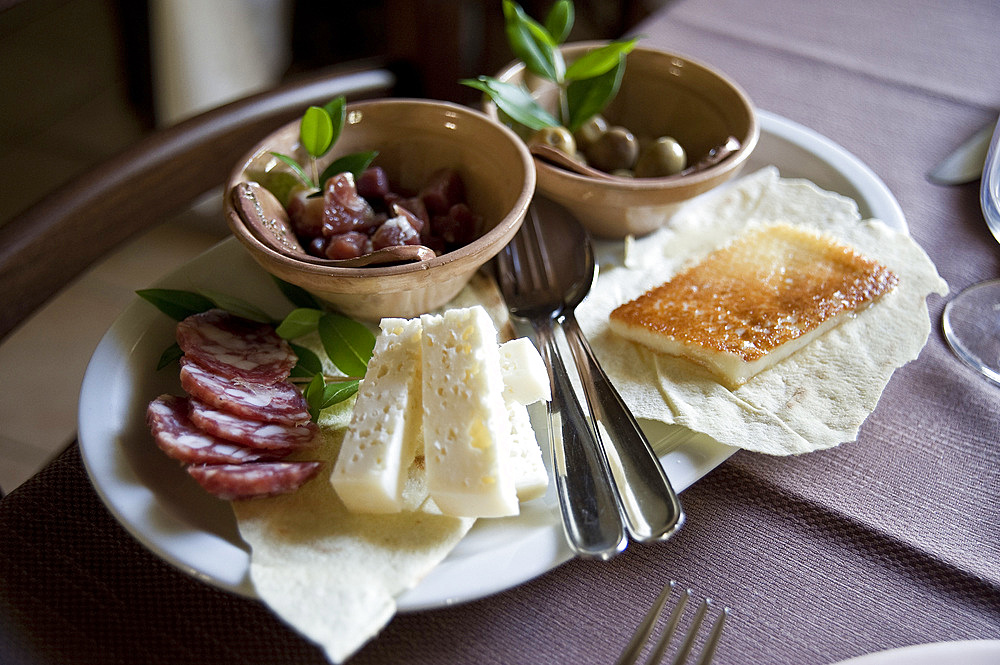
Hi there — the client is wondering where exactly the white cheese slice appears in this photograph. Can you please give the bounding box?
[499,337,550,405]
[420,306,519,518]
[505,399,548,502]
[331,317,423,513]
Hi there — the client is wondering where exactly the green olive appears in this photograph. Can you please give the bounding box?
[634,136,688,177]
[584,126,639,173]
[528,126,577,156]
[573,115,608,149]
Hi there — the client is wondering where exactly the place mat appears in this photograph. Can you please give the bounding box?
[2,438,997,665]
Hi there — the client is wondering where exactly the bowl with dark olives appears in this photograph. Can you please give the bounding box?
[225,98,535,320]
[487,42,758,238]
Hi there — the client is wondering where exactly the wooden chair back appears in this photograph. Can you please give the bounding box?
[0,63,397,341]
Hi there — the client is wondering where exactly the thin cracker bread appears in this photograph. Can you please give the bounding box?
[577,167,948,455]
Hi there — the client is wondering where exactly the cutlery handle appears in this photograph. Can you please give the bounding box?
[562,313,684,542]
[531,319,627,560]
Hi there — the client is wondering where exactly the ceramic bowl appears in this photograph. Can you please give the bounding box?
[225,98,535,320]
[488,42,758,238]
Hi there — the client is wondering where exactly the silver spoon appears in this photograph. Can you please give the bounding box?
[530,136,741,180]
[529,143,617,179]
[530,199,685,542]
[230,182,436,267]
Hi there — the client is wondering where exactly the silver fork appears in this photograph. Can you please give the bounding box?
[496,219,627,560]
[616,582,730,665]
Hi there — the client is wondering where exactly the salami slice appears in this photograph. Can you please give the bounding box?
[188,399,318,451]
[176,309,296,384]
[146,395,279,465]
[179,358,311,426]
[187,461,322,500]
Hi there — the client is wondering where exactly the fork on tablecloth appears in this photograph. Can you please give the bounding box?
[615,581,729,665]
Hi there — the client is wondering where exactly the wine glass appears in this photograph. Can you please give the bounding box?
[942,115,1000,384]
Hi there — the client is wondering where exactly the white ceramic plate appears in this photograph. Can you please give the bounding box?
[78,110,906,610]
[827,640,1000,665]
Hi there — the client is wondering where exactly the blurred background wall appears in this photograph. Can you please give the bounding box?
[0,0,662,227]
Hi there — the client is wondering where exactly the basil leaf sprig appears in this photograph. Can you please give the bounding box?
[461,0,638,133]
[137,277,375,421]
[267,96,378,192]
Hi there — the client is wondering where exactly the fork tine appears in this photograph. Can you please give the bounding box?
[647,587,691,664]
[694,606,728,665]
[518,207,552,292]
[615,582,729,665]
[615,581,681,665]
[513,226,535,288]
[666,597,707,665]
[524,205,556,289]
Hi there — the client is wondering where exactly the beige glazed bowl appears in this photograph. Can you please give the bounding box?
[225,98,535,321]
[488,42,758,238]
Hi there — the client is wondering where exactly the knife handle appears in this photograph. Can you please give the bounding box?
[530,318,627,560]
[561,312,685,542]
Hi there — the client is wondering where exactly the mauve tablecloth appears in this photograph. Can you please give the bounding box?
[2,1,999,664]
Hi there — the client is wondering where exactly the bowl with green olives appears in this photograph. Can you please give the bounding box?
[486,42,758,238]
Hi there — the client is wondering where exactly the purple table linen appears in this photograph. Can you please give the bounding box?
[2,1,999,663]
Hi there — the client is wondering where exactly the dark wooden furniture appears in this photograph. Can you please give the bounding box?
[0,63,397,342]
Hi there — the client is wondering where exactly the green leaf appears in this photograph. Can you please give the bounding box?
[303,372,326,421]
[300,106,334,158]
[323,96,347,148]
[503,0,562,81]
[461,77,559,131]
[318,150,379,187]
[269,151,316,190]
[318,312,375,377]
[198,289,274,324]
[544,0,574,44]
[564,38,637,81]
[276,308,323,339]
[272,276,321,309]
[156,342,184,370]
[566,55,626,132]
[136,289,215,321]
[320,379,359,409]
[250,169,302,208]
[289,342,323,377]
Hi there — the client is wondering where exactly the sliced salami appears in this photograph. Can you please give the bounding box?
[146,395,280,465]
[188,398,319,451]
[179,358,311,426]
[187,461,322,500]
[176,309,296,384]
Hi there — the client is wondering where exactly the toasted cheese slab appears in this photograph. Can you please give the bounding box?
[420,306,519,517]
[609,223,898,387]
[332,318,423,513]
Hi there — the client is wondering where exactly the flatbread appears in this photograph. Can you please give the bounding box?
[231,283,508,663]
[233,401,474,663]
[576,167,948,455]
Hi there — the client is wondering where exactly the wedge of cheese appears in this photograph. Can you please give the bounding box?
[331,317,423,513]
[498,338,549,502]
[505,399,548,502]
[420,306,520,518]
[609,223,898,387]
[499,337,551,405]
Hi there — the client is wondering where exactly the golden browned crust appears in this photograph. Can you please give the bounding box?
[609,224,899,363]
